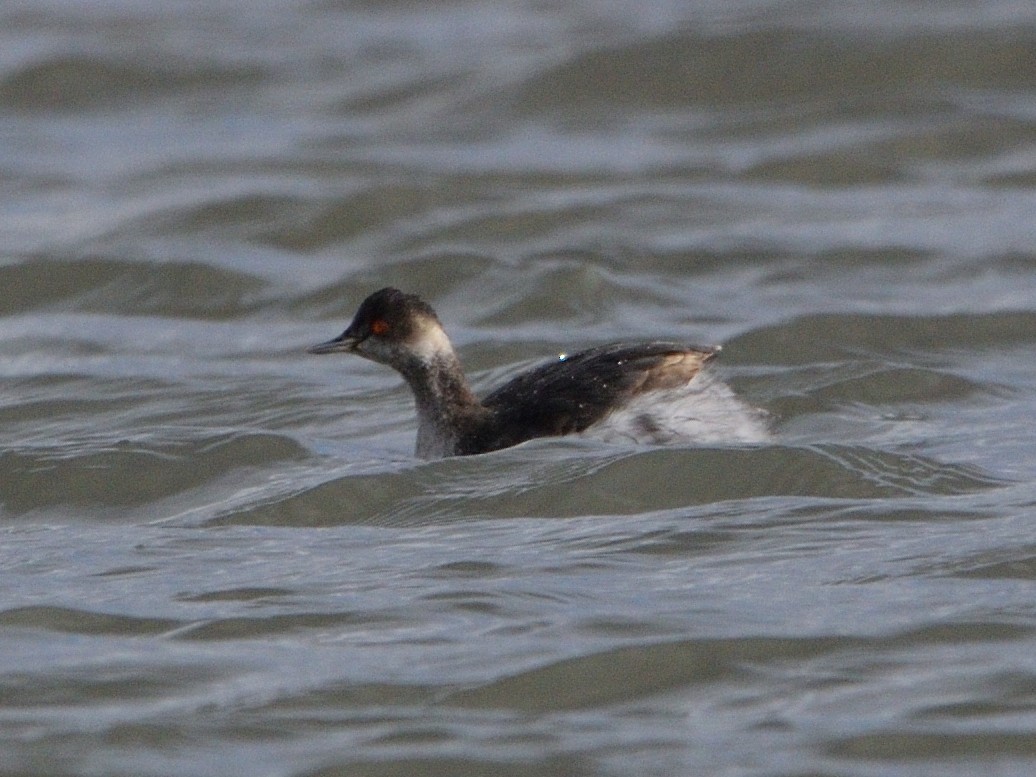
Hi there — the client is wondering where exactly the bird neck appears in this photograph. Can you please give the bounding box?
[397,347,488,458]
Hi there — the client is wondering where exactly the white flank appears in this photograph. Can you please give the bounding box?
[584,372,771,446]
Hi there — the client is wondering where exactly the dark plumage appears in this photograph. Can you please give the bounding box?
[476,342,718,453]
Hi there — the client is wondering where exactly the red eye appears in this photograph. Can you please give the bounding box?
[370,319,390,336]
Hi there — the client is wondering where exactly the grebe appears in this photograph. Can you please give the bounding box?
[308,287,767,458]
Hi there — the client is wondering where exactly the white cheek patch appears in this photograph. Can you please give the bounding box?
[407,319,453,362]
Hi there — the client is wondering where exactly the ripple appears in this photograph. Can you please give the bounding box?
[211,441,1005,527]
[510,27,1036,115]
[0,256,266,318]
[1,431,309,513]
[734,311,1036,364]
[0,54,266,112]
[827,730,1036,760]
[176,587,298,603]
[0,605,177,636]
[447,636,840,712]
[168,611,375,641]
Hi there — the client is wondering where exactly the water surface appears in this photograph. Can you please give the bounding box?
[3,1,1036,775]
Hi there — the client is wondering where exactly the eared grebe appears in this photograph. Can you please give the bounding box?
[308,287,767,458]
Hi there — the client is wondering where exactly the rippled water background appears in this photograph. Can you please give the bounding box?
[3,1,1036,775]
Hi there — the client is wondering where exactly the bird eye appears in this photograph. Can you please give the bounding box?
[370,319,390,336]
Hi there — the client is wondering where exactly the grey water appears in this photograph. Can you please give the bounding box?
[3,1,1036,775]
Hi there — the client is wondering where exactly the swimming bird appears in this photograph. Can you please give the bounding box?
[309,287,764,458]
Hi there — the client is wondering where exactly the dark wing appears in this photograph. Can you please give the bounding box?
[473,342,719,451]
